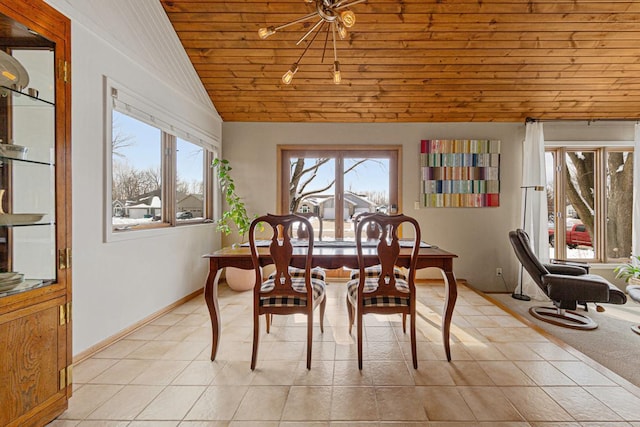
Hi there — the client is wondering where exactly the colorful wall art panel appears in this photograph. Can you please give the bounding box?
[420,139,500,208]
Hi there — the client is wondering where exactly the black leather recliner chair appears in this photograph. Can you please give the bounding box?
[509,229,626,330]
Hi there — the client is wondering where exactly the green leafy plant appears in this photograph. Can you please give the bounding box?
[614,255,640,283]
[212,158,255,240]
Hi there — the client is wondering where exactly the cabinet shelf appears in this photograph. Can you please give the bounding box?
[0,85,54,106]
[0,155,54,166]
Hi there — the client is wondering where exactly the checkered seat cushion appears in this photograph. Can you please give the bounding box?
[349,265,407,281]
[346,277,410,307]
[269,266,326,282]
[260,276,326,307]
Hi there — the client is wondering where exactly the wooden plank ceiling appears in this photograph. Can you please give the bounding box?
[161,0,640,123]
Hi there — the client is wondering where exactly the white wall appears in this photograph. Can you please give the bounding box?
[222,121,636,292]
[46,1,222,354]
[221,122,525,292]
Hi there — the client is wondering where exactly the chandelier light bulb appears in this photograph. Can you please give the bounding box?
[258,26,276,39]
[259,0,364,84]
[340,10,356,28]
[336,22,348,39]
[333,61,341,85]
[282,63,299,85]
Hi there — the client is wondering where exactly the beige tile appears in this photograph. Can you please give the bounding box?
[416,386,475,421]
[92,339,146,359]
[281,386,332,421]
[375,386,427,421]
[179,420,230,426]
[543,386,624,421]
[293,360,335,385]
[88,359,151,385]
[73,358,118,384]
[233,385,289,420]
[137,385,206,420]
[411,361,456,386]
[549,361,616,386]
[75,421,130,426]
[330,387,378,421]
[250,360,298,386]
[367,361,415,386]
[458,386,524,421]
[584,386,640,421]
[332,360,374,386]
[463,342,508,360]
[127,325,170,340]
[501,386,573,421]
[131,360,190,385]
[494,342,544,361]
[57,384,123,420]
[446,361,495,386]
[365,341,405,361]
[154,325,200,341]
[172,360,226,386]
[184,385,248,421]
[86,385,163,420]
[45,421,80,426]
[211,360,257,385]
[514,361,575,386]
[478,361,537,386]
[526,342,578,361]
[129,421,180,426]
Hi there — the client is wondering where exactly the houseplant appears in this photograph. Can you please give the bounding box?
[614,255,640,286]
[212,158,258,291]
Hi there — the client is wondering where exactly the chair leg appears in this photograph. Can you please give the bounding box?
[357,312,364,370]
[266,313,271,334]
[410,312,417,369]
[251,313,260,370]
[319,295,326,333]
[347,294,354,335]
[306,309,313,370]
[402,313,407,334]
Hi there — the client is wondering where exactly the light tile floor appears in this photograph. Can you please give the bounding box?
[49,282,640,426]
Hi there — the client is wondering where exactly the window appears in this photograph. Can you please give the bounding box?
[546,145,633,262]
[279,146,400,240]
[106,79,217,240]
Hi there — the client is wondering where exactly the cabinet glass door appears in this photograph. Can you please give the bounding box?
[0,28,56,296]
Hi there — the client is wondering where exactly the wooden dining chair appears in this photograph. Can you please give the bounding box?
[346,213,421,369]
[293,212,323,241]
[249,213,327,370]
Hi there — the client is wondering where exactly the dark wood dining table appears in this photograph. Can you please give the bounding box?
[202,241,459,362]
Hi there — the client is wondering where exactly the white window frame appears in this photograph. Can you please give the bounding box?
[104,77,219,242]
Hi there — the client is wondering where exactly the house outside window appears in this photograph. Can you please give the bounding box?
[106,79,217,240]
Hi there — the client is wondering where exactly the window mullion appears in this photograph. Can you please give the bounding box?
[163,133,176,224]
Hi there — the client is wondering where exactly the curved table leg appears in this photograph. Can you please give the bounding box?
[442,269,458,361]
[204,259,223,361]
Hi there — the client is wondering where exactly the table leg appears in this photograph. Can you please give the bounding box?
[204,259,223,361]
[442,270,458,361]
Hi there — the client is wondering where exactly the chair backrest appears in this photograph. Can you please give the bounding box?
[292,212,323,241]
[249,213,314,295]
[508,229,549,289]
[353,211,382,240]
[355,213,421,295]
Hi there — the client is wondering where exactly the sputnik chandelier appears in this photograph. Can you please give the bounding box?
[258,0,366,85]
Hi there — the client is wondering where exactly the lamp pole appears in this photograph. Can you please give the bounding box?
[512,185,544,301]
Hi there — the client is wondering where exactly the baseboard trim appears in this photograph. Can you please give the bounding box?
[72,288,204,364]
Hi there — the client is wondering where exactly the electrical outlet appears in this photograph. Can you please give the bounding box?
[496,268,503,277]
[414,201,420,210]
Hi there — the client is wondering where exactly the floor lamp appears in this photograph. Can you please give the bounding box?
[512,185,545,301]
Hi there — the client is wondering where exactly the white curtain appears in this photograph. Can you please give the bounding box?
[520,121,549,300]
[633,124,640,267]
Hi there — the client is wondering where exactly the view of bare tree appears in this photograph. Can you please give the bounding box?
[565,151,632,258]
[288,157,380,213]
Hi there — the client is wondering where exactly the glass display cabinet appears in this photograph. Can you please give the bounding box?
[0,1,71,425]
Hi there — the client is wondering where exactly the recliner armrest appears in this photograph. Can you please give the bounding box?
[542,273,611,303]
[544,263,588,276]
